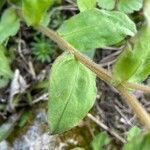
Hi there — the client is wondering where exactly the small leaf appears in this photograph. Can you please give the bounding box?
[127,126,141,142]
[77,0,96,12]
[58,9,136,52]
[112,26,150,84]
[0,45,13,88]
[0,122,14,142]
[22,0,53,26]
[91,132,111,150]
[48,52,97,134]
[113,2,150,83]
[97,0,143,14]
[0,114,20,142]
[123,132,150,150]
[97,0,115,10]
[18,111,30,127]
[0,8,20,44]
[117,0,143,14]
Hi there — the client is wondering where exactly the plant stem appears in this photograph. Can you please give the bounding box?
[37,25,150,130]
[117,85,150,130]
[125,82,150,93]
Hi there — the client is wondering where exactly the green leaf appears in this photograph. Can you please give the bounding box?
[48,52,97,134]
[18,111,30,127]
[127,126,141,142]
[97,0,143,14]
[0,45,13,88]
[0,8,20,44]
[97,0,115,10]
[112,26,150,84]
[58,9,136,52]
[117,0,143,14]
[0,114,20,142]
[91,132,110,150]
[77,0,96,12]
[0,122,14,142]
[22,0,53,26]
[123,133,150,150]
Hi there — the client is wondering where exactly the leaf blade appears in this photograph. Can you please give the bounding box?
[48,52,97,134]
[22,0,53,26]
[0,45,13,88]
[0,8,20,44]
[91,132,111,150]
[123,133,150,150]
[112,26,150,84]
[117,0,143,14]
[77,0,96,12]
[58,9,137,52]
[97,0,115,10]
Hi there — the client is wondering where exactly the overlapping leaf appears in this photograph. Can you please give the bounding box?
[48,52,97,134]
[112,3,150,84]
[97,0,115,10]
[58,9,136,52]
[127,126,141,142]
[91,132,110,150]
[77,0,96,12]
[123,133,150,150]
[22,0,53,26]
[113,26,150,84]
[0,45,13,88]
[0,8,20,44]
[117,0,143,14]
[97,0,143,13]
[0,113,20,142]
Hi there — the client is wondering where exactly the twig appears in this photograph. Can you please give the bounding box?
[37,25,150,130]
[31,93,49,105]
[87,113,127,143]
[115,105,132,126]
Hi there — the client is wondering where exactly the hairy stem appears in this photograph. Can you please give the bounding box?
[37,25,150,130]
[125,82,150,93]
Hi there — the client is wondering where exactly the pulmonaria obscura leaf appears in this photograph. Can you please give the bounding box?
[58,9,136,52]
[48,52,97,134]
